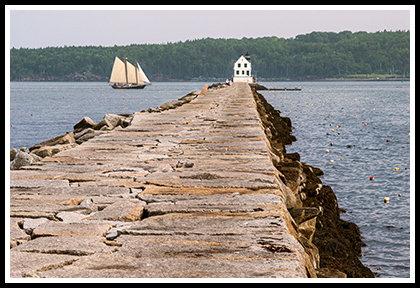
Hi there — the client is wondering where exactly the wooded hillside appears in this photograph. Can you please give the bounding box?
[10,30,410,81]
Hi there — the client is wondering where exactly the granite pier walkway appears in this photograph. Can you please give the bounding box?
[9,82,316,278]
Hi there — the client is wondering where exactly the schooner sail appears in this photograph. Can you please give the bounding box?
[109,50,151,89]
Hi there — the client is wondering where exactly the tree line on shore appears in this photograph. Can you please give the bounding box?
[10,30,410,81]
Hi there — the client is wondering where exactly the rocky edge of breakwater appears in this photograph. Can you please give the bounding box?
[250,86,374,278]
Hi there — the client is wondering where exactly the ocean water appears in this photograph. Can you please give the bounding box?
[9,81,208,151]
[259,81,411,278]
[8,81,412,278]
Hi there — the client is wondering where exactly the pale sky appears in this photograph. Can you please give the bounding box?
[7,6,412,49]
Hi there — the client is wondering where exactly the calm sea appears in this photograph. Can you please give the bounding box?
[259,81,411,278]
[9,81,411,278]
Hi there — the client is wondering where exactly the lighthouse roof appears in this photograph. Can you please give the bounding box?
[245,51,251,61]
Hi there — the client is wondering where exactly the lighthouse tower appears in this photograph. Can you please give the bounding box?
[233,52,253,83]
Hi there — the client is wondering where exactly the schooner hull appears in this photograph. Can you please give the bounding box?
[111,84,146,89]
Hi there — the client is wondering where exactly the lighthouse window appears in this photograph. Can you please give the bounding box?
[238,63,241,68]
[247,70,250,76]
[236,70,239,75]
[244,63,247,68]
[242,70,245,75]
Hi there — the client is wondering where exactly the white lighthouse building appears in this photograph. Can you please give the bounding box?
[233,52,254,83]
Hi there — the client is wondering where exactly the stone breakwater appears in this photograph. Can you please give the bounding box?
[9,82,372,278]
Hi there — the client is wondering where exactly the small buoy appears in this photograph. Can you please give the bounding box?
[289,110,291,112]
[369,176,374,181]
[355,114,357,117]
[398,194,402,197]
[386,139,390,142]
[395,167,400,171]
[30,114,33,116]
[328,116,331,118]
[124,108,128,110]
[338,132,341,135]
[330,143,333,146]
[332,129,335,132]
[340,157,343,160]
[330,159,335,162]
[364,123,367,126]
[337,125,341,128]
[384,197,391,203]
[372,108,375,110]
[326,149,330,153]
[11,124,13,127]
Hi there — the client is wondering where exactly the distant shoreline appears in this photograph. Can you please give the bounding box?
[10,77,410,82]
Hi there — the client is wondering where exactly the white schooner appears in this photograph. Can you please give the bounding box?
[109,49,151,89]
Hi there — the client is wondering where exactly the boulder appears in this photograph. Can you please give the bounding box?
[30,143,78,158]
[74,128,106,144]
[289,207,320,225]
[117,117,131,128]
[103,114,125,128]
[10,148,18,161]
[73,116,97,134]
[199,84,208,96]
[94,118,113,130]
[11,151,34,170]
[316,268,347,278]
[29,132,76,152]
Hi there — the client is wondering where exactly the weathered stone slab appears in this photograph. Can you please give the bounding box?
[140,193,283,217]
[31,222,115,238]
[10,218,30,248]
[56,211,87,223]
[84,200,144,222]
[36,251,307,278]
[120,213,295,238]
[10,179,70,189]
[22,217,50,234]
[9,251,79,278]
[11,236,117,256]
